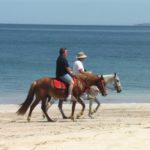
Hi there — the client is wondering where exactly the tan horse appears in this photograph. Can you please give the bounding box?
[17,73,107,122]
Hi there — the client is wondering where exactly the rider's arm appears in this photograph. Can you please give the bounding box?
[66,67,75,77]
[79,69,92,74]
[78,69,85,74]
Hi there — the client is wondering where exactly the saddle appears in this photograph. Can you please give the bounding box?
[53,78,76,90]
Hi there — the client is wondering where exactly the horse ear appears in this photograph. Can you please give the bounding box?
[98,75,101,78]
[100,75,104,79]
[114,72,116,77]
[98,75,104,79]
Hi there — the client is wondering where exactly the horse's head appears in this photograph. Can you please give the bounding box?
[96,75,107,96]
[113,73,122,93]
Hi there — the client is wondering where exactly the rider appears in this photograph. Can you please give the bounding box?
[73,51,87,74]
[56,48,74,101]
[73,51,99,99]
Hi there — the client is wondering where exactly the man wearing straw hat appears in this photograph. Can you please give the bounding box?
[73,51,87,75]
[73,51,100,110]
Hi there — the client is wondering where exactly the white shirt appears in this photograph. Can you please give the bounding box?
[73,60,84,75]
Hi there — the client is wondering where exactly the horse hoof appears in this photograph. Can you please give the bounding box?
[63,116,69,119]
[67,116,75,121]
[47,117,56,122]
[70,116,75,121]
[27,117,30,122]
[67,116,73,119]
[47,119,55,122]
[93,109,97,113]
[88,114,94,119]
[76,115,81,119]
[91,111,95,115]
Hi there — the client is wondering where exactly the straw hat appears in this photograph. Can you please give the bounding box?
[76,51,87,59]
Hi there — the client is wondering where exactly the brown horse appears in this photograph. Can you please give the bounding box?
[17,73,107,122]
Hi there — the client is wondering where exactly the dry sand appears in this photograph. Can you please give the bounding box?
[0,103,150,150]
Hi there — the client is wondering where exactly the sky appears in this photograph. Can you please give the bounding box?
[0,0,150,25]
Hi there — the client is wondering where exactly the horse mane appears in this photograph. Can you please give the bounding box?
[75,73,98,84]
[103,74,114,83]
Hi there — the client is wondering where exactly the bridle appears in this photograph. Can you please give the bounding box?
[113,74,122,93]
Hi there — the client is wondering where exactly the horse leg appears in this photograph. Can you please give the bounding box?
[46,97,56,110]
[76,97,85,119]
[69,101,77,121]
[88,99,94,119]
[43,96,56,119]
[27,98,40,122]
[41,97,54,122]
[58,99,68,119]
[43,96,50,118]
[92,98,101,114]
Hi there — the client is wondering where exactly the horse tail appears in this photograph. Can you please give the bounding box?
[17,81,36,115]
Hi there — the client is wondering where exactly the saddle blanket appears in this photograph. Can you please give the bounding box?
[53,78,76,89]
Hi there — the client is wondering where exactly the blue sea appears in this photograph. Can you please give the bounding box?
[0,24,150,104]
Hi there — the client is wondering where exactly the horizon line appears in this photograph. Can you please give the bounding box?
[0,22,135,26]
[0,23,150,27]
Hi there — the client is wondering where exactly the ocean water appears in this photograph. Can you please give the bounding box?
[0,24,150,104]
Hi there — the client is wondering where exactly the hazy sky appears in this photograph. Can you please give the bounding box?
[0,0,150,25]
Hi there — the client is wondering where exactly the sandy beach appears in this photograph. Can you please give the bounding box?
[0,103,150,150]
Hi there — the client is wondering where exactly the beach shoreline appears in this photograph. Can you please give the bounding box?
[0,103,150,150]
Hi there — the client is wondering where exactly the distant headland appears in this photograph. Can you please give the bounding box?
[134,23,150,26]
